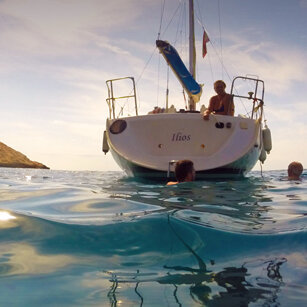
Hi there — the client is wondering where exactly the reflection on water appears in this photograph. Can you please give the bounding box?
[106,259,287,307]
[104,216,290,307]
[0,243,79,276]
[0,168,306,306]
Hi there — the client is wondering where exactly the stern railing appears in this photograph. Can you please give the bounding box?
[106,77,138,119]
[230,76,264,121]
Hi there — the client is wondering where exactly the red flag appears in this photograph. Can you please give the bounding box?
[202,30,210,58]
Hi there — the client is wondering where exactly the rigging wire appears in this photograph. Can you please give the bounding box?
[165,0,189,110]
[194,0,248,114]
[204,31,248,114]
[207,49,215,85]
[183,1,189,109]
[157,0,183,110]
[134,0,180,93]
[135,47,157,88]
[183,2,188,74]
[157,0,166,40]
[178,4,184,55]
[217,0,224,79]
[195,0,204,25]
[157,54,161,107]
[125,0,250,116]
[211,41,249,115]
[195,0,214,83]
[174,1,184,45]
[161,2,182,37]
[116,47,157,118]
[178,1,188,109]
[166,64,170,109]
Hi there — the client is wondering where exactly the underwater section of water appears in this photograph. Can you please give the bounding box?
[0,168,306,306]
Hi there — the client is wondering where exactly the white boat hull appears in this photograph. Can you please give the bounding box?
[106,113,262,180]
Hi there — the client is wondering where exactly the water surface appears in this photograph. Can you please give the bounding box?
[0,168,306,306]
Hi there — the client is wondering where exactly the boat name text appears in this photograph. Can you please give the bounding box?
[172,132,191,142]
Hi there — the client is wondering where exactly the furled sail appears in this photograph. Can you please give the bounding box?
[156,40,202,103]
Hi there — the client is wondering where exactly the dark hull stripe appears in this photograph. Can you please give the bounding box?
[109,145,260,181]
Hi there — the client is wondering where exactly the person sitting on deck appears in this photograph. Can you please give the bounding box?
[167,160,195,185]
[203,80,234,120]
[288,161,304,180]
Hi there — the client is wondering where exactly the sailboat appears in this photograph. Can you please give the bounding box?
[102,0,272,180]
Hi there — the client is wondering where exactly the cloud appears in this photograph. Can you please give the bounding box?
[262,101,307,170]
[0,0,155,58]
[0,0,181,171]
[198,31,307,96]
[0,1,306,171]
[300,0,307,8]
[194,28,307,170]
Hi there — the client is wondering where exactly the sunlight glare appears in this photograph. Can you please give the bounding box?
[0,211,16,221]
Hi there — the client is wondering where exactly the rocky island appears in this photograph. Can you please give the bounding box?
[0,142,49,169]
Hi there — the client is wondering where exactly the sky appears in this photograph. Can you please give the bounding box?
[0,0,306,171]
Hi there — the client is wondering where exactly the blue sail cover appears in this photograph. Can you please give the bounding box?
[156,40,202,102]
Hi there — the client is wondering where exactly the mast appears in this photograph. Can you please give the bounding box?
[188,0,196,111]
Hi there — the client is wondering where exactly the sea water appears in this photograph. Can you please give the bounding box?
[0,168,306,307]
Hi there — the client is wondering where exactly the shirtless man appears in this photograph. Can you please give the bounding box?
[203,80,234,120]
[288,161,304,180]
[167,160,195,185]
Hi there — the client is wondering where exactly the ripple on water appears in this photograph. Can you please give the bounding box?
[0,168,306,306]
[0,169,306,234]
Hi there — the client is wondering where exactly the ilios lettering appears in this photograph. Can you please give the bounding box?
[172,132,191,141]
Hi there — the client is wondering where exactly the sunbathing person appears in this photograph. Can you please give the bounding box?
[203,80,234,120]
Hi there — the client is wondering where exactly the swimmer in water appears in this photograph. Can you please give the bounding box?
[288,161,304,180]
[167,160,195,185]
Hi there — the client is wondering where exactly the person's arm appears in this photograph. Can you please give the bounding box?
[166,181,178,186]
[203,97,215,120]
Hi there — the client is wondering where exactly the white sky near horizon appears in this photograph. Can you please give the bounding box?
[0,0,306,172]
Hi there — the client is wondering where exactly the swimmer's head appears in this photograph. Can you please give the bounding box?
[288,161,303,180]
[175,160,195,182]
